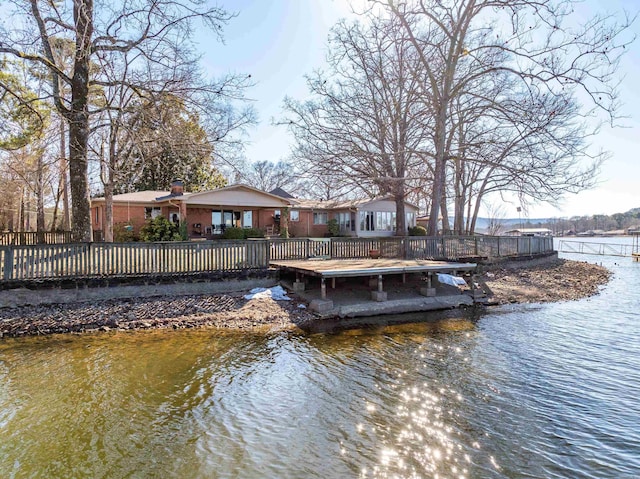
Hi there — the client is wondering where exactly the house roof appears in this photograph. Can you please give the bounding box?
[269,187,296,199]
[291,196,419,211]
[91,186,418,211]
[91,191,176,204]
[184,184,293,208]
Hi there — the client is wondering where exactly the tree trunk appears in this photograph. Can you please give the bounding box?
[68,0,94,242]
[104,129,118,243]
[36,152,46,242]
[19,189,25,230]
[395,188,407,236]
[428,108,448,236]
[59,118,70,231]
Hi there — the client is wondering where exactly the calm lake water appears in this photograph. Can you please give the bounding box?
[1,246,639,478]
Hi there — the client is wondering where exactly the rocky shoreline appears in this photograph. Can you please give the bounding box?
[0,258,611,338]
[479,258,611,304]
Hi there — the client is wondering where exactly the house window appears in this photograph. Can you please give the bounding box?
[290,210,299,222]
[94,207,100,224]
[145,207,161,220]
[212,211,222,234]
[406,212,416,228]
[313,212,328,225]
[375,212,393,231]
[243,210,253,228]
[360,211,375,231]
[336,212,350,232]
[359,211,396,231]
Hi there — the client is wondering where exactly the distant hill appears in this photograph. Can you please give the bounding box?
[463,217,553,230]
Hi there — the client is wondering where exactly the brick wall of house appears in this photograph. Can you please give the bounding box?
[288,210,329,238]
[257,209,277,232]
[112,204,148,232]
[185,207,215,236]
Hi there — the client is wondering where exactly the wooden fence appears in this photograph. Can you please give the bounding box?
[0,235,554,282]
[0,231,72,246]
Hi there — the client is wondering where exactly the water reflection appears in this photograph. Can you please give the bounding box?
[1,253,639,478]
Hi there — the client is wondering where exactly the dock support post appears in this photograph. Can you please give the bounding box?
[321,277,326,299]
[371,274,387,301]
[420,272,436,297]
[332,277,336,289]
[293,273,305,292]
[402,273,406,284]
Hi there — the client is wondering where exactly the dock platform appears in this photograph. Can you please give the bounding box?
[270,258,477,313]
[270,258,477,278]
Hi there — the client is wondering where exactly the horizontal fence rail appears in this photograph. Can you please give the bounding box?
[0,231,72,246]
[0,235,554,282]
[557,240,634,257]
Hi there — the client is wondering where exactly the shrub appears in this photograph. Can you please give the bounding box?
[140,216,182,242]
[113,223,138,242]
[327,218,340,237]
[222,227,245,240]
[243,227,265,239]
[408,225,427,236]
[178,221,188,241]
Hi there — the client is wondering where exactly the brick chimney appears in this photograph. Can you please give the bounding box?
[170,179,184,196]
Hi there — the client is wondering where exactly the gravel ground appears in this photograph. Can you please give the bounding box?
[480,258,611,304]
[0,293,316,337]
[0,258,612,338]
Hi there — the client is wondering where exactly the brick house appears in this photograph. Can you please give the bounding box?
[91,182,292,239]
[90,181,419,240]
[286,197,418,238]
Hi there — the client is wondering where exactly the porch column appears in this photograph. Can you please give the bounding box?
[179,200,187,225]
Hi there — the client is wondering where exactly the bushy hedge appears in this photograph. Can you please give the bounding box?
[222,227,265,239]
[221,227,245,239]
[140,216,182,242]
[327,218,340,237]
[408,225,427,236]
[243,227,265,239]
[113,223,138,242]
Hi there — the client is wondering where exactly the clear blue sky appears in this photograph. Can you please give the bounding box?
[196,0,639,219]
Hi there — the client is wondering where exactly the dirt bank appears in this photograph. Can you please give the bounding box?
[480,258,611,304]
[0,294,316,338]
[0,258,612,338]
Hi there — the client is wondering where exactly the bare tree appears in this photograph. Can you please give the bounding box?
[379,0,633,235]
[0,0,244,241]
[235,160,300,193]
[283,17,431,235]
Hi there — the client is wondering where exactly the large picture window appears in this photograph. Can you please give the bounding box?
[359,210,396,232]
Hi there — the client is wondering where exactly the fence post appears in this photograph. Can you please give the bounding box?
[265,239,271,267]
[86,242,91,276]
[2,246,13,280]
[497,236,500,257]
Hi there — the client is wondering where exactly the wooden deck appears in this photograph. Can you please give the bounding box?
[270,258,477,277]
[271,258,477,304]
